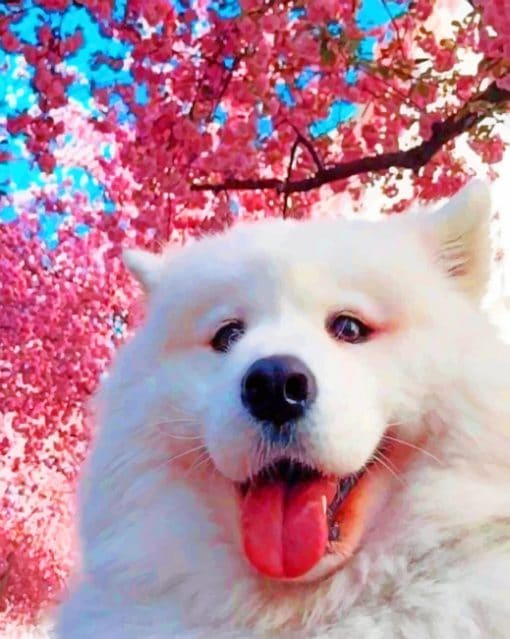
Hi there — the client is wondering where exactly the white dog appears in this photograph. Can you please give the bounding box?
[56,182,510,638]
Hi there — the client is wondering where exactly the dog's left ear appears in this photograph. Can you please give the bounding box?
[420,180,492,300]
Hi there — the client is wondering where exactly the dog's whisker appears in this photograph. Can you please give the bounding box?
[382,434,443,467]
[150,417,201,427]
[148,419,202,440]
[166,433,203,441]
[152,427,203,441]
[193,453,212,471]
[186,451,213,476]
[167,444,208,465]
[377,448,400,472]
[372,452,406,486]
[386,421,404,428]
[152,400,197,418]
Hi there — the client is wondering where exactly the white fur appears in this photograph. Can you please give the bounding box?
[56,182,510,638]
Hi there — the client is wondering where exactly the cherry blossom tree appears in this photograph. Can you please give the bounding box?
[0,0,509,629]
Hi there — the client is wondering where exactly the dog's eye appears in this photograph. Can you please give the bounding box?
[327,314,372,344]
[211,320,245,353]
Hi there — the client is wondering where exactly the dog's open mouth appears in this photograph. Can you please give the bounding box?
[237,458,365,580]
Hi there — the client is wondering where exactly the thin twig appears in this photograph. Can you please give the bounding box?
[0,553,14,601]
[380,0,405,57]
[282,136,300,218]
[289,123,324,171]
[207,57,239,123]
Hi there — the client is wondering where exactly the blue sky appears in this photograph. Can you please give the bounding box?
[0,0,407,241]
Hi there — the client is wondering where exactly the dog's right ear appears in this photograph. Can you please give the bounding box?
[123,248,164,293]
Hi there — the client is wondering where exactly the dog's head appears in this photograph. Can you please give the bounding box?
[93,181,495,592]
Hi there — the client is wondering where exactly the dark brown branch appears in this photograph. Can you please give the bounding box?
[192,82,510,196]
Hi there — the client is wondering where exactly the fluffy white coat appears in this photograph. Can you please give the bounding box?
[56,182,510,638]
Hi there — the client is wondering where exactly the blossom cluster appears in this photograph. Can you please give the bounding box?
[476,0,510,90]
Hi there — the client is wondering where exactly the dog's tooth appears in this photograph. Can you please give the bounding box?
[321,495,327,515]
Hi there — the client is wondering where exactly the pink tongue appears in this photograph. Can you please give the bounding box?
[241,477,337,579]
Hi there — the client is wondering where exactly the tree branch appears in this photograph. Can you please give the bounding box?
[282,136,300,218]
[191,82,510,195]
[289,123,324,171]
[206,57,238,123]
[380,0,405,57]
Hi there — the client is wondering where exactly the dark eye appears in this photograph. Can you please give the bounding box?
[211,320,245,353]
[327,314,372,344]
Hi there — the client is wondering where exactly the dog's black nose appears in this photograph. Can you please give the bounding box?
[241,355,317,426]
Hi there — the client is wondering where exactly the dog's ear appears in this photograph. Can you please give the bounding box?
[421,180,492,300]
[123,248,164,293]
